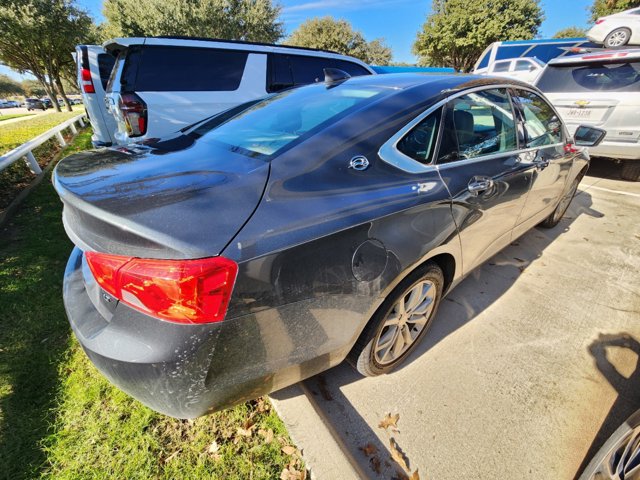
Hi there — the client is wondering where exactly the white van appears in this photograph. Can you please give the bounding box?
[103,37,375,144]
[536,49,640,181]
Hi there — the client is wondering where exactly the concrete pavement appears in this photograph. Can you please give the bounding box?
[271,158,640,480]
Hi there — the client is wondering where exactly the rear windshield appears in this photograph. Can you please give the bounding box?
[189,83,388,157]
[537,61,640,92]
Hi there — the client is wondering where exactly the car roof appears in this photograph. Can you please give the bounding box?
[101,36,374,71]
[547,48,640,65]
[330,72,533,92]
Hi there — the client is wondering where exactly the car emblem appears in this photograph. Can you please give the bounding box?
[349,156,370,171]
[574,100,590,108]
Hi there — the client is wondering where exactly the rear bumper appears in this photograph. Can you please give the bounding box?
[62,247,349,418]
[589,141,640,161]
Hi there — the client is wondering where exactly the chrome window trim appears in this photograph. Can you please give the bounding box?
[378,83,564,174]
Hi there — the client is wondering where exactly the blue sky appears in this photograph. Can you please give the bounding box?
[1,0,593,80]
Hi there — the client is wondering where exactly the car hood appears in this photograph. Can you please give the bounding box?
[53,135,269,259]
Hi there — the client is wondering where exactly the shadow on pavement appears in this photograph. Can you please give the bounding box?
[573,333,640,479]
[290,189,604,478]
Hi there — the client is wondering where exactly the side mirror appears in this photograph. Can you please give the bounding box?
[574,125,607,147]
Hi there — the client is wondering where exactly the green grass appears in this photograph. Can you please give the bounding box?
[0,108,84,155]
[0,113,34,122]
[0,131,300,479]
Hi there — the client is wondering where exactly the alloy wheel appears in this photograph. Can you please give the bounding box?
[585,425,640,480]
[607,30,629,47]
[373,280,437,365]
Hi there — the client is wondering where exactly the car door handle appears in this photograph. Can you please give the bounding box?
[468,176,494,195]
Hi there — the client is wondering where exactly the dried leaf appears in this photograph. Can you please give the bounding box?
[389,438,410,474]
[282,445,297,456]
[258,428,274,444]
[207,441,219,454]
[379,413,400,433]
[370,456,382,474]
[280,467,303,480]
[410,469,421,480]
[237,427,253,437]
[360,443,378,457]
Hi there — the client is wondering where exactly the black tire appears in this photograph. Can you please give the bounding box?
[539,171,584,229]
[578,409,640,480]
[604,27,631,48]
[621,161,640,182]
[348,262,444,377]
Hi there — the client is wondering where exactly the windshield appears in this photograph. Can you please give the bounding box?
[537,61,640,92]
[188,82,389,158]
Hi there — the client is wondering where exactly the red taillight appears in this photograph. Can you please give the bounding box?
[595,18,605,24]
[564,142,578,154]
[85,252,238,324]
[118,93,147,137]
[81,68,95,94]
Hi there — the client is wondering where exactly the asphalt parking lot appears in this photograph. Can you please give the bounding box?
[272,158,640,480]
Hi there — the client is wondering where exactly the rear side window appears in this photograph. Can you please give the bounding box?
[397,108,442,164]
[97,54,116,90]
[537,62,640,93]
[493,61,511,73]
[437,89,517,163]
[123,46,248,92]
[514,60,532,72]
[267,54,370,92]
[512,89,563,147]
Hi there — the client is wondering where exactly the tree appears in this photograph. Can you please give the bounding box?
[0,0,94,111]
[413,0,543,72]
[102,0,284,43]
[591,0,640,20]
[22,79,46,97]
[286,16,393,65]
[553,26,588,38]
[0,74,24,96]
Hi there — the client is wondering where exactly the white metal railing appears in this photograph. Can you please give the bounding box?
[0,113,87,175]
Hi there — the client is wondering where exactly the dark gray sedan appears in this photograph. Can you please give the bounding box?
[54,73,605,418]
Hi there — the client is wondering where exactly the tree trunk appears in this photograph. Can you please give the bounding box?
[45,76,61,112]
[54,75,73,112]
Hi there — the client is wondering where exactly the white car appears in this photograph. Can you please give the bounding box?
[75,45,118,147]
[588,7,640,47]
[475,57,545,84]
[103,37,375,144]
[536,49,640,181]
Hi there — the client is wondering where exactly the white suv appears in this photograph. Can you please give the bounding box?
[536,49,640,181]
[103,37,375,144]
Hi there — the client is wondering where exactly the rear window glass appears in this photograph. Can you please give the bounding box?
[190,83,388,157]
[97,54,116,90]
[537,62,640,92]
[124,46,248,92]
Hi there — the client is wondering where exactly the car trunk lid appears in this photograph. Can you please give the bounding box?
[53,134,269,259]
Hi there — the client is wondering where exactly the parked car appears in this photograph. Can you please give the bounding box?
[102,36,375,144]
[473,38,603,75]
[588,7,640,48]
[40,98,52,109]
[54,73,604,418]
[25,98,46,111]
[75,45,118,147]
[536,49,640,181]
[477,57,545,84]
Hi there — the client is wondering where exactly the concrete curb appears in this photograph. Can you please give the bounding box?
[270,383,365,480]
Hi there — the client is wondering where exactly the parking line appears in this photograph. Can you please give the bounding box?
[583,185,640,199]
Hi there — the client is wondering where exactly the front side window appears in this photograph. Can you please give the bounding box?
[512,89,563,148]
[514,60,533,72]
[396,109,442,164]
[437,89,518,163]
